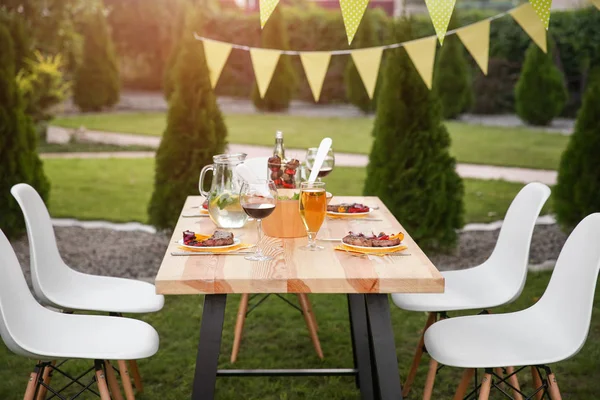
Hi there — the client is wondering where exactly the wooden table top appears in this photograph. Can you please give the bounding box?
[155,196,444,295]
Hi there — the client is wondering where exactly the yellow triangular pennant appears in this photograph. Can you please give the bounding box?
[510,3,547,53]
[424,0,457,45]
[339,0,370,45]
[350,47,383,99]
[456,20,490,75]
[260,0,279,29]
[300,52,332,102]
[591,0,600,9]
[249,48,281,98]
[202,40,232,89]
[404,36,437,89]
[528,0,552,29]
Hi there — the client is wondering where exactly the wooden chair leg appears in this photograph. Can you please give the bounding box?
[494,367,505,391]
[403,312,437,398]
[94,361,112,400]
[531,366,544,400]
[24,364,42,400]
[231,294,250,363]
[478,372,492,400]
[304,295,319,332]
[127,361,143,393]
[453,368,475,400]
[35,361,55,400]
[117,360,136,400]
[104,361,124,400]
[422,358,439,400]
[547,373,562,400]
[505,366,523,400]
[297,293,324,359]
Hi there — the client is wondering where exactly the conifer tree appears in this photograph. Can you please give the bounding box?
[148,10,227,230]
[554,68,600,230]
[251,7,296,111]
[364,22,464,251]
[0,26,50,238]
[73,5,120,111]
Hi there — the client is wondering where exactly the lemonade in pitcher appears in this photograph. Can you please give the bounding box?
[208,191,247,229]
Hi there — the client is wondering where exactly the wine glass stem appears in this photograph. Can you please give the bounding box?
[255,219,264,257]
[307,231,316,248]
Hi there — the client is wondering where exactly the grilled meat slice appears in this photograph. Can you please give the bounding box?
[201,230,234,247]
[342,234,372,247]
[371,238,401,247]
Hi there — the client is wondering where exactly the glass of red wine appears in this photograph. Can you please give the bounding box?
[240,180,277,261]
[305,147,335,181]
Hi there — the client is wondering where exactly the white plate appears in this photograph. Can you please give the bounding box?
[343,241,404,251]
[178,238,241,250]
[327,207,371,216]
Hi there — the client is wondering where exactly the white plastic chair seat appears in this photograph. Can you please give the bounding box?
[424,310,570,369]
[17,311,159,361]
[392,264,510,312]
[43,268,164,313]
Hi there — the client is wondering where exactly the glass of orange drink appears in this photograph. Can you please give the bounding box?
[299,181,327,251]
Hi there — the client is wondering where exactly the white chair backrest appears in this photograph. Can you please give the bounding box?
[10,183,71,305]
[485,182,551,301]
[243,157,269,181]
[534,213,600,356]
[0,229,45,358]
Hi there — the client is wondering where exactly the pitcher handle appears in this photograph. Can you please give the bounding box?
[199,165,213,197]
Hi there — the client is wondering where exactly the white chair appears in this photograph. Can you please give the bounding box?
[11,183,164,392]
[424,212,600,400]
[392,182,551,398]
[0,228,159,400]
[242,156,269,180]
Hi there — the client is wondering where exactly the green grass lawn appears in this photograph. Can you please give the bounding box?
[38,140,154,153]
[51,113,569,170]
[2,271,599,399]
[43,158,550,225]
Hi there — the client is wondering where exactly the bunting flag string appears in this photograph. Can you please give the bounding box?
[529,0,553,29]
[196,3,561,101]
[425,0,457,45]
[260,0,279,28]
[339,0,370,45]
[591,0,600,9]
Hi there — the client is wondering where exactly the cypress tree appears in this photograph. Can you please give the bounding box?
[251,7,296,111]
[432,29,473,119]
[148,10,227,230]
[515,40,567,126]
[73,5,120,112]
[344,10,378,113]
[554,68,600,231]
[364,22,464,251]
[0,26,50,238]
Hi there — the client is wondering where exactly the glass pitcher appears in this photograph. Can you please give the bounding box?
[199,153,248,228]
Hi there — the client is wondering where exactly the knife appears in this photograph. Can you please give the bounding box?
[171,251,253,256]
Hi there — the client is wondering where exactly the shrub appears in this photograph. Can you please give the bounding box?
[432,18,473,119]
[0,9,32,74]
[554,68,600,231]
[344,10,379,113]
[364,21,464,251]
[148,10,227,230]
[471,58,520,114]
[515,40,568,126]
[73,6,120,112]
[0,26,50,238]
[250,7,296,111]
[16,52,71,122]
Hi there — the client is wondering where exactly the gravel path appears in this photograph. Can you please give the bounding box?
[9,224,566,283]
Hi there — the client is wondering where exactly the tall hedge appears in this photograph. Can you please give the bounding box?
[554,68,600,231]
[73,6,120,112]
[148,10,228,230]
[251,7,296,111]
[515,40,567,126]
[344,10,379,113]
[432,25,473,119]
[0,26,50,238]
[364,22,464,251]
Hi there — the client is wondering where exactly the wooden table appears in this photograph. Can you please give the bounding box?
[155,195,444,400]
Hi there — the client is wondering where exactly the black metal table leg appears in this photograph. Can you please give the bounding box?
[365,294,403,400]
[348,294,375,400]
[192,294,227,400]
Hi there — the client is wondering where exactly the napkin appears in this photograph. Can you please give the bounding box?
[327,213,369,219]
[334,244,408,256]
[178,243,255,253]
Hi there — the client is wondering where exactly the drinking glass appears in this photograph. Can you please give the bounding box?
[240,180,277,261]
[305,148,335,181]
[299,181,327,251]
